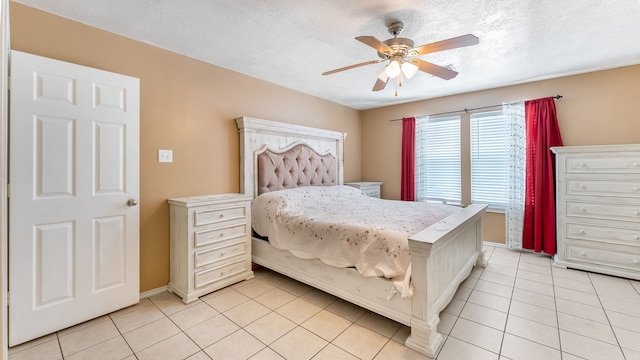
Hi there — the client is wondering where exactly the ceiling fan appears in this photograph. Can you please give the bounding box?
[322,22,479,94]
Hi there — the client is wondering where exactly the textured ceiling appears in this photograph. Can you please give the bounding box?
[13,0,640,110]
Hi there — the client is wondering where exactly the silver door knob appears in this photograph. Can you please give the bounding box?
[127,199,138,207]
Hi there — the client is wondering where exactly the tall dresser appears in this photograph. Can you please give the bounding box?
[168,194,254,303]
[552,144,640,280]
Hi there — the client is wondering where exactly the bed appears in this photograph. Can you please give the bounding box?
[237,116,487,358]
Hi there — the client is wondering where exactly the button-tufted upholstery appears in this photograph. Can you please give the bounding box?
[257,144,337,195]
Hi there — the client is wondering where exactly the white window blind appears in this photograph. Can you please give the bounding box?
[416,115,461,205]
[471,111,508,210]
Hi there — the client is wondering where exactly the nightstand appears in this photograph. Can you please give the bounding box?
[345,181,383,198]
[168,193,254,303]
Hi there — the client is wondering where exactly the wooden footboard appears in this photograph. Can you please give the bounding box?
[251,203,486,359]
[405,203,487,357]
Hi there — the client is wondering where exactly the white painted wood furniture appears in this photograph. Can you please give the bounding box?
[345,181,383,198]
[552,144,640,280]
[237,116,487,358]
[168,194,254,303]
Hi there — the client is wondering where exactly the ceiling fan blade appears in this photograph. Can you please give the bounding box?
[410,34,479,56]
[322,59,383,76]
[413,59,459,80]
[355,36,392,54]
[372,77,388,91]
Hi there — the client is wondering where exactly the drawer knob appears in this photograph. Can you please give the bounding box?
[220,233,225,237]
[219,214,225,218]
[580,207,586,212]
[220,252,226,257]
[579,185,586,190]
[579,230,586,235]
[634,162,639,167]
[580,251,586,257]
[634,187,640,192]
[634,235,639,240]
[635,211,640,216]
[634,259,640,265]
[579,162,586,167]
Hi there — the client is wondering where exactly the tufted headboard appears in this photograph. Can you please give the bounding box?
[257,143,337,195]
[236,116,347,198]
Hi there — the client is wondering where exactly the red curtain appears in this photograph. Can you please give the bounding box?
[401,117,416,201]
[522,98,563,255]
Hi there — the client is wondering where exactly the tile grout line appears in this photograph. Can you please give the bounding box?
[127,298,183,358]
[587,273,627,360]
[106,313,140,360]
[496,249,520,359]
[549,256,564,359]
[55,333,63,360]
[442,251,505,359]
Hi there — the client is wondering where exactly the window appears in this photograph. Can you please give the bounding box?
[471,111,508,210]
[416,115,461,205]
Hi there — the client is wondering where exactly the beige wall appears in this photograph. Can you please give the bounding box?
[10,1,640,288]
[9,3,361,292]
[361,65,640,243]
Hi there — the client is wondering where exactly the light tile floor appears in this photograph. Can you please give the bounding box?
[9,245,640,360]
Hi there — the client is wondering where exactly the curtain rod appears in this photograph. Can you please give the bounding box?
[389,95,563,122]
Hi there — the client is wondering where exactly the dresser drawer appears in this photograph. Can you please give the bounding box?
[565,222,640,246]
[194,240,247,268]
[194,205,248,227]
[565,179,640,198]
[194,258,247,289]
[565,156,640,174]
[194,223,248,247]
[564,243,640,272]
[566,200,640,222]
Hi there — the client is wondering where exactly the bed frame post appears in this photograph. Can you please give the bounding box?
[405,203,487,358]
[405,241,443,358]
[475,219,489,268]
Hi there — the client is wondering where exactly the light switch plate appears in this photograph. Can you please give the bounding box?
[158,149,173,163]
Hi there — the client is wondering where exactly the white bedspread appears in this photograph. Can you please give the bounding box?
[252,185,459,295]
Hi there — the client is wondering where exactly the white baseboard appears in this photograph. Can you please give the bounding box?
[484,241,508,248]
[140,285,168,299]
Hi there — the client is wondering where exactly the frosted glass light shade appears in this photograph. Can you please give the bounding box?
[385,60,401,78]
[401,61,419,79]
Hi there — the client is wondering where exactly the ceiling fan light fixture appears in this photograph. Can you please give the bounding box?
[401,61,419,79]
[384,59,401,78]
[322,21,479,96]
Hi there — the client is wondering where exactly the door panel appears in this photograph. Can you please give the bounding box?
[94,215,126,290]
[36,221,74,306]
[9,50,140,346]
[37,116,75,197]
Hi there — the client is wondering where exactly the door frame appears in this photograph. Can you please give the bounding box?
[0,0,9,359]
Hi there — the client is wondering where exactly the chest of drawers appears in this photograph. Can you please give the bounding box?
[168,194,254,303]
[344,181,383,198]
[552,144,640,280]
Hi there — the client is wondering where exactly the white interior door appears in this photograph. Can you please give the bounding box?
[8,50,140,346]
